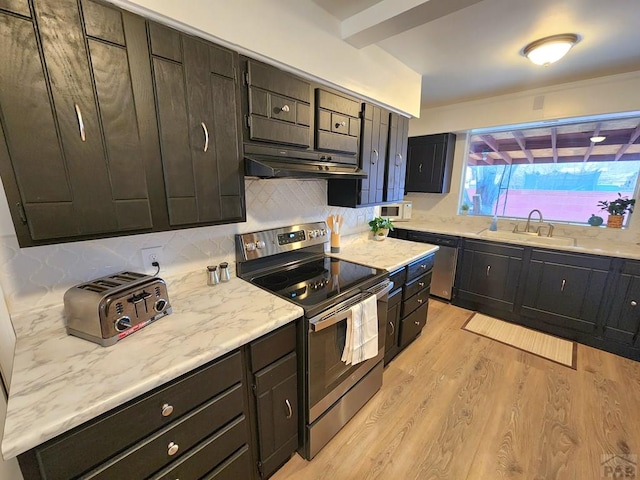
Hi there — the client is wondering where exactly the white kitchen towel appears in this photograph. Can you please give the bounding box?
[341,294,378,365]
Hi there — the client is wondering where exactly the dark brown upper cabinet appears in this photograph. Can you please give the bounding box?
[405,133,456,194]
[327,103,389,207]
[149,22,244,226]
[314,88,360,159]
[385,113,409,202]
[243,59,311,149]
[0,0,159,246]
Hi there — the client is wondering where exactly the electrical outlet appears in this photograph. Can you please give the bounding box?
[140,246,163,272]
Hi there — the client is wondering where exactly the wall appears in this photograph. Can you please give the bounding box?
[110,0,422,117]
[406,70,640,242]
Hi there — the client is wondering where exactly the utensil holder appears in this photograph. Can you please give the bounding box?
[330,232,340,253]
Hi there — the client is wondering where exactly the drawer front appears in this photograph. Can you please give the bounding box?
[203,445,253,480]
[406,255,435,282]
[399,302,429,348]
[87,384,245,479]
[403,271,432,300]
[35,351,243,480]
[389,268,406,289]
[151,416,248,480]
[250,321,297,372]
[403,287,430,317]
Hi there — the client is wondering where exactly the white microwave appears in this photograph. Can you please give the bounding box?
[380,201,412,221]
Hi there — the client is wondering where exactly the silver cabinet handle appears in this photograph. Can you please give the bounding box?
[285,399,293,419]
[372,149,378,165]
[201,122,209,152]
[335,121,346,128]
[561,279,566,292]
[417,298,423,304]
[167,442,179,456]
[418,282,425,287]
[486,265,491,276]
[280,104,290,113]
[395,153,402,166]
[420,264,427,270]
[388,321,395,335]
[632,301,638,307]
[161,403,174,417]
[419,163,423,173]
[74,103,86,142]
[414,321,420,326]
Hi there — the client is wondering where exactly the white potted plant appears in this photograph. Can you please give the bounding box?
[369,217,394,241]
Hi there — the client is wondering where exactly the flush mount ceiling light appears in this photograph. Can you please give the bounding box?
[590,135,606,143]
[523,33,579,66]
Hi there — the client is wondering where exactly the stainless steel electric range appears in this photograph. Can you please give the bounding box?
[236,222,392,459]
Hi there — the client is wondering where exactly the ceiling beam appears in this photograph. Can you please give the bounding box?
[480,135,512,164]
[512,131,534,163]
[341,0,484,48]
[583,122,601,162]
[469,131,638,153]
[551,127,558,163]
[614,122,640,161]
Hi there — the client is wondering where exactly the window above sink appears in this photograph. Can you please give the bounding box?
[460,112,640,227]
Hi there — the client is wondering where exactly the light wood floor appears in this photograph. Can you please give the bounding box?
[273,300,640,480]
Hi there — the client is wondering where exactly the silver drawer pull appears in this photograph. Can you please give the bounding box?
[414,321,420,326]
[417,298,423,304]
[285,399,293,419]
[388,321,395,335]
[161,403,174,417]
[201,122,209,152]
[74,103,86,142]
[418,282,425,287]
[420,264,427,269]
[632,301,638,307]
[335,121,346,128]
[561,279,566,292]
[167,442,179,456]
[280,104,290,113]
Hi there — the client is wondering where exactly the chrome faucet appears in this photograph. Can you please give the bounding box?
[524,209,543,233]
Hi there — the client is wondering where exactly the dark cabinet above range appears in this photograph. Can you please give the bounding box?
[314,88,360,159]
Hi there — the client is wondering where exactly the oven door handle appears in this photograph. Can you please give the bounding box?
[309,280,393,332]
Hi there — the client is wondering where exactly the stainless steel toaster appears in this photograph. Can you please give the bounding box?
[64,271,172,347]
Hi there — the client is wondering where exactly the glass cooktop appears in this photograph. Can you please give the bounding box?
[251,257,384,310]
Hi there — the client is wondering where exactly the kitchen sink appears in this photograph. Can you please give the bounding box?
[477,229,577,247]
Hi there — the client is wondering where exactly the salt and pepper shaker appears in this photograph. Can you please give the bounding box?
[219,262,230,282]
[206,265,219,286]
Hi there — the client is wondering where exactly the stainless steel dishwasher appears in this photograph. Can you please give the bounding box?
[405,231,460,300]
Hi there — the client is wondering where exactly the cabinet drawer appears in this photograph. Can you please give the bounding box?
[389,268,406,289]
[203,445,253,480]
[402,288,430,317]
[406,255,435,282]
[400,302,429,348]
[403,271,432,300]
[151,416,248,480]
[33,351,243,480]
[250,322,297,372]
[86,384,246,479]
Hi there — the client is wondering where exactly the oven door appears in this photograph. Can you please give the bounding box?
[307,280,393,423]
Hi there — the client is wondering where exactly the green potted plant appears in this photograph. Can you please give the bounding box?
[597,193,635,228]
[460,203,470,215]
[369,217,394,241]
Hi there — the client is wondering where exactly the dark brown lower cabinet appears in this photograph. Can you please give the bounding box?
[604,260,640,346]
[384,286,402,364]
[17,321,301,480]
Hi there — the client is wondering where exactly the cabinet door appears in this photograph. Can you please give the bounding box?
[457,240,523,311]
[604,260,640,345]
[384,288,402,364]
[360,103,389,205]
[521,250,610,333]
[405,133,455,194]
[315,88,360,157]
[385,113,408,202]
[245,60,311,148]
[0,0,153,244]
[254,352,298,479]
[150,23,244,226]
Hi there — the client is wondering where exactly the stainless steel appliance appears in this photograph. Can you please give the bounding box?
[64,271,172,347]
[236,222,392,459]
[380,201,412,221]
[405,231,460,300]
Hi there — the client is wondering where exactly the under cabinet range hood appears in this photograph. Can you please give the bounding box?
[243,144,367,179]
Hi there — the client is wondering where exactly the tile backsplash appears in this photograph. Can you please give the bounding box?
[0,179,374,315]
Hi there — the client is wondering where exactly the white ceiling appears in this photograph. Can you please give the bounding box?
[312,0,640,109]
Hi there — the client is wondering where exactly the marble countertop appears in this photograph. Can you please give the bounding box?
[393,219,640,260]
[329,233,439,272]
[1,271,303,460]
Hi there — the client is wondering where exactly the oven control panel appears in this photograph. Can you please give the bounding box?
[236,222,328,261]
